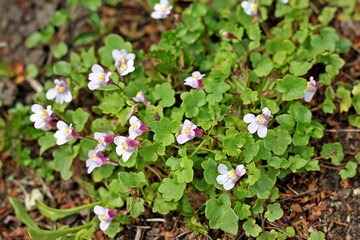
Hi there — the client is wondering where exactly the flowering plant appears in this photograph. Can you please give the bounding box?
[6,0,356,239]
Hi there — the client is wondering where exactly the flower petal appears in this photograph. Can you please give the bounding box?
[218,164,229,174]
[223,180,236,190]
[31,104,43,113]
[100,220,111,231]
[216,174,229,185]
[304,90,315,102]
[91,64,104,73]
[88,80,101,90]
[257,124,268,138]
[177,133,191,144]
[122,151,133,162]
[46,88,57,100]
[247,122,259,134]
[114,136,126,145]
[243,114,256,123]
[57,121,68,129]
[94,206,106,215]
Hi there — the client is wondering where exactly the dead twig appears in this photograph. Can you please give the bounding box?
[146,218,166,222]
[174,230,192,239]
[277,188,318,203]
[324,129,360,133]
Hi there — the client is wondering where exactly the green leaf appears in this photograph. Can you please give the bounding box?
[153,195,178,214]
[201,158,218,185]
[146,50,175,63]
[289,155,307,172]
[289,102,312,124]
[243,218,262,237]
[53,61,72,76]
[67,108,89,132]
[80,0,101,11]
[205,79,230,105]
[320,142,344,165]
[92,164,115,182]
[50,9,70,26]
[254,58,273,77]
[265,203,284,222]
[234,202,251,220]
[205,193,239,235]
[308,231,325,240]
[352,93,360,115]
[78,138,98,160]
[277,75,307,101]
[339,162,357,179]
[139,140,165,162]
[127,197,145,218]
[264,128,292,155]
[336,87,352,112]
[9,197,40,230]
[28,221,93,240]
[249,175,274,199]
[36,200,100,221]
[104,221,123,238]
[38,132,56,155]
[25,64,39,78]
[91,118,116,134]
[149,118,180,146]
[100,92,125,114]
[181,90,206,118]
[276,114,295,131]
[185,215,208,234]
[158,178,186,201]
[153,83,176,107]
[74,31,99,45]
[53,145,79,180]
[289,61,313,77]
[318,7,337,25]
[118,172,147,188]
[26,32,41,48]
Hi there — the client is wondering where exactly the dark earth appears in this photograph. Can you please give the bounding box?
[0,0,359,239]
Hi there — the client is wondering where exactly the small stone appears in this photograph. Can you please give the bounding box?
[353,188,360,196]
[346,215,351,222]
[338,188,352,199]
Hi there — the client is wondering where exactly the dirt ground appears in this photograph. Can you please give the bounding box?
[0,0,359,239]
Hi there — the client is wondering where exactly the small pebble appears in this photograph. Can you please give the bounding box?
[353,188,360,196]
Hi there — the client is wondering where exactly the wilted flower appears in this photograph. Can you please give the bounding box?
[86,149,118,174]
[133,91,150,106]
[241,0,258,16]
[216,164,246,190]
[281,0,289,3]
[46,79,72,104]
[94,206,117,231]
[129,116,149,139]
[243,107,271,138]
[88,64,111,90]
[54,121,77,145]
[94,132,114,151]
[222,31,235,39]
[30,104,53,130]
[184,71,205,90]
[112,49,135,76]
[151,0,172,19]
[114,136,139,162]
[303,76,319,102]
[177,119,202,144]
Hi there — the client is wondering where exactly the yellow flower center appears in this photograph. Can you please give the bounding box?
[119,57,125,63]
[120,63,126,70]
[98,73,105,81]
[184,130,189,135]
[251,3,257,10]
[92,154,96,160]
[161,6,167,13]
[307,83,313,90]
[136,91,141,96]
[122,146,127,150]
[64,128,69,135]
[102,217,106,220]
[101,213,104,216]
[229,170,234,174]
[231,173,237,178]
[194,74,199,79]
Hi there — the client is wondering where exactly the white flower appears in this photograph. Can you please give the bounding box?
[176,119,202,144]
[184,71,205,90]
[94,132,114,152]
[88,64,111,90]
[30,104,53,130]
[243,107,271,138]
[216,164,246,190]
[241,0,258,16]
[151,0,173,19]
[114,136,139,162]
[133,91,150,106]
[112,49,135,76]
[54,121,75,145]
[129,116,149,139]
[46,79,72,104]
[94,206,117,231]
[281,0,289,3]
[303,76,319,102]
[86,149,118,174]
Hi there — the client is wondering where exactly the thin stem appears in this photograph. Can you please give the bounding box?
[314,149,337,160]
[144,164,163,181]
[111,82,127,95]
[78,136,97,141]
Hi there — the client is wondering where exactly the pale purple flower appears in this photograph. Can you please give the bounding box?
[133,91,150,106]
[177,119,202,144]
[151,0,172,19]
[243,107,271,138]
[129,116,149,139]
[88,64,111,90]
[184,71,205,90]
[222,31,235,39]
[94,132,114,151]
[114,136,139,162]
[112,49,135,76]
[94,206,117,231]
[241,0,258,16]
[281,0,289,3]
[303,76,319,102]
[86,149,118,174]
[216,164,246,190]
[54,121,77,145]
[46,79,72,104]
[30,104,53,130]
